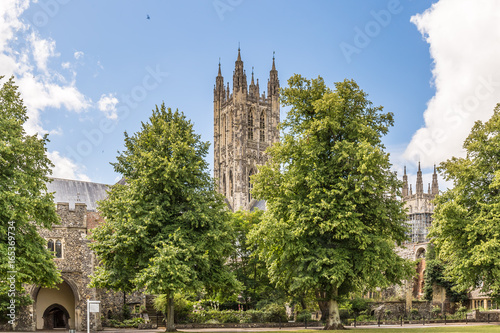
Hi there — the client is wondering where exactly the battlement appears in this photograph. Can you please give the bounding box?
[56,202,87,227]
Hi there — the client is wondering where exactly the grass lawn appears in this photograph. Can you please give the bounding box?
[289,326,500,332]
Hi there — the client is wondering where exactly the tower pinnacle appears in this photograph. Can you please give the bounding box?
[416,161,423,195]
[402,165,408,197]
[432,164,439,195]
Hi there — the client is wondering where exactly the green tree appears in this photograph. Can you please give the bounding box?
[430,104,500,300]
[249,75,413,330]
[0,76,61,319]
[90,105,238,331]
[229,209,286,309]
[422,243,468,303]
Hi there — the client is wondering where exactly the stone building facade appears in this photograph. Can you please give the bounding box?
[213,49,280,211]
[399,163,438,300]
[14,178,144,331]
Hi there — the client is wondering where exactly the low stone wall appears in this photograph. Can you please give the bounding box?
[371,301,432,319]
[468,310,500,321]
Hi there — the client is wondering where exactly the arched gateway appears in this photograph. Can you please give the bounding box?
[42,304,70,329]
[35,281,76,330]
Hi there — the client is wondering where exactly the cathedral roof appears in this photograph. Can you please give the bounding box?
[46,177,109,212]
[250,200,266,212]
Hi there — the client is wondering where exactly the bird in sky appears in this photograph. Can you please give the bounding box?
[147,14,150,20]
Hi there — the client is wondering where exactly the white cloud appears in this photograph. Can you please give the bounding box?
[47,151,91,182]
[74,50,84,59]
[97,93,119,119]
[28,30,59,74]
[61,61,70,69]
[404,0,500,167]
[0,0,94,181]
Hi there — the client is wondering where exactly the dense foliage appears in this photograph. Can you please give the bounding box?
[0,76,61,321]
[422,244,468,303]
[430,104,500,300]
[249,75,413,329]
[229,209,286,309]
[90,105,238,331]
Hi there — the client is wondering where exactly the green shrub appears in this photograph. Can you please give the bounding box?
[431,306,441,316]
[122,304,131,320]
[262,303,287,323]
[348,297,372,314]
[106,317,144,328]
[296,311,311,322]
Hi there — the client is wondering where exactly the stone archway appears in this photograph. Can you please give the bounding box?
[43,304,70,329]
[35,281,76,329]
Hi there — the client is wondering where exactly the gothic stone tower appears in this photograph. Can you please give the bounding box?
[213,49,279,211]
[402,163,439,244]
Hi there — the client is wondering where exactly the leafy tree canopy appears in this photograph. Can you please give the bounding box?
[430,104,500,300]
[422,243,468,303]
[249,75,413,329]
[229,209,286,309]
[90,105,239,331]
[0,76,61,316]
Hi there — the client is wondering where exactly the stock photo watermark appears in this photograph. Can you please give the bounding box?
[213,0,244,21]
[27,0,71,28]
[407,75,500,162]
[65,65,168,163]
[7,220,17,325]
[339,0,403,64]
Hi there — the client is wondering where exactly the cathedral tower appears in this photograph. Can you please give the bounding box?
[214,49,280,211]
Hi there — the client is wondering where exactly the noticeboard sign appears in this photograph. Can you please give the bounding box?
[89,302,100,313]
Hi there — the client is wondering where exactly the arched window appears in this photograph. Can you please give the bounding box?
[223,173,226,197]
[229,171,233,197]
[260,111,265,141]
[55,240,62,258]
[48,240,54,252]
[248,169,254,202]
[248,111,253,140]
[222,115,226,146]
[229,113,233,144]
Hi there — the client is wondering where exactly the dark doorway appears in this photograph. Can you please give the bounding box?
[43,304,70,329]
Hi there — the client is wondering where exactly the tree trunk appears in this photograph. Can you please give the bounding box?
[323,288,343,330]
[165,291,176,332]
[316,290,329,321]
[318,300,329,322]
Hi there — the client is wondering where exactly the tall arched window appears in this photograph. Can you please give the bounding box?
[222,114,226,146]
[248,111,253,140]
[260,111,265,141]
[229,171,233,197]
[55,240,62,258]
[229,113,233,144]
[248,169,254,202]
[48,240,54,252]
[223,173,226,196]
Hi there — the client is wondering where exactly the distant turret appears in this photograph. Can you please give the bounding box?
[432,164,439,195]
[402,166,408,197]
[416,162,423,195]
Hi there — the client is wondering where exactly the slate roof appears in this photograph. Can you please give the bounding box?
[250,200,266,212]
[46,177,110,212]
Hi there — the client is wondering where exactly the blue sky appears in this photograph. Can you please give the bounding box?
[2,0,500,190]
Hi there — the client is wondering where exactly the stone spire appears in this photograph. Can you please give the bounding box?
[249,66,259,98]
[267,51,279,97]
[416,162,423,195]
[432,164,439,195]
[233,47,247,94]
[214,59,225,102]
[402,166,408,197]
